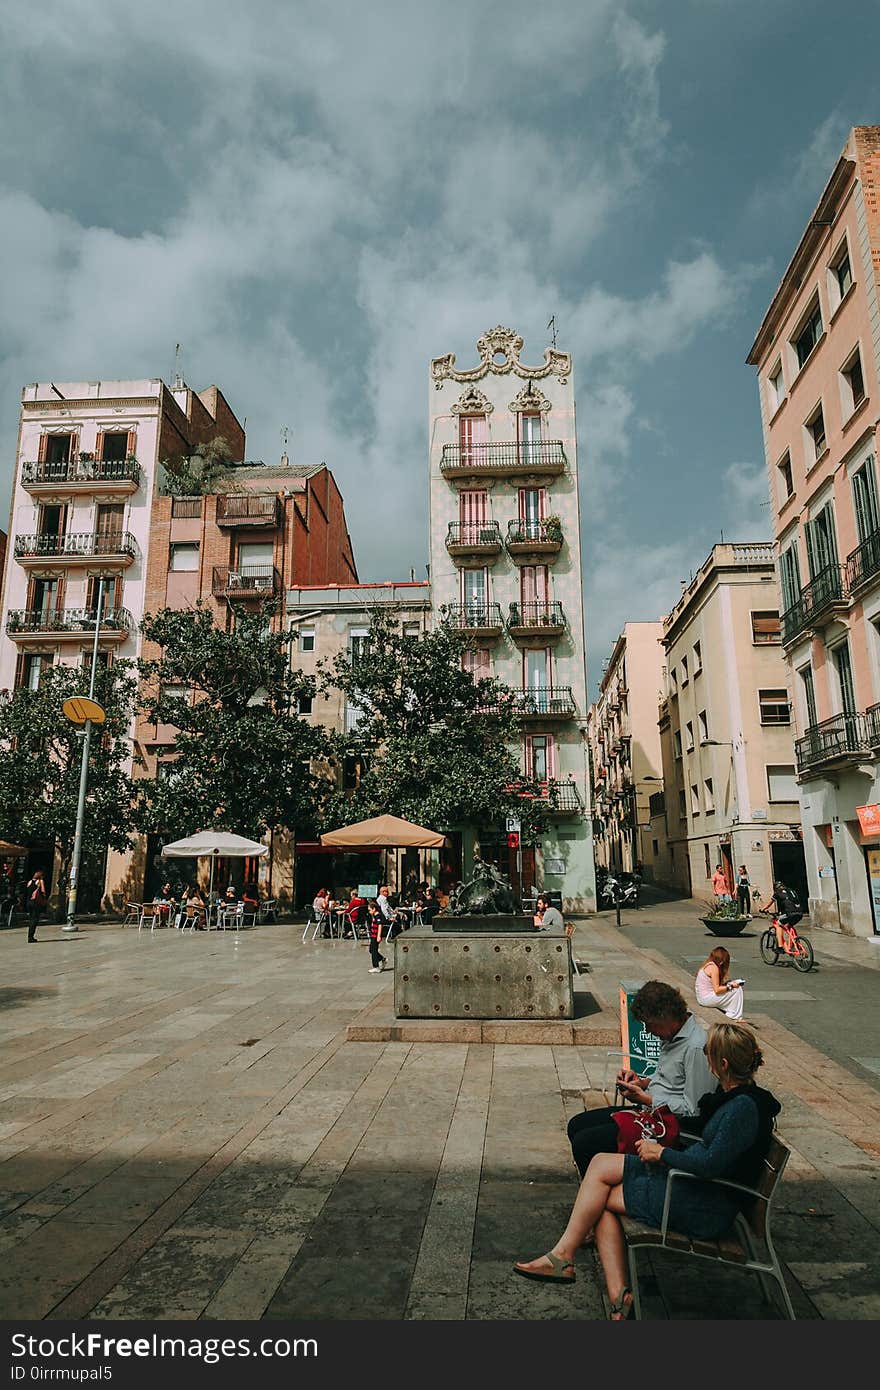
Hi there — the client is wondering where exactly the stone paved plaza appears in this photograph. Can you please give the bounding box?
[1,908,879,1321]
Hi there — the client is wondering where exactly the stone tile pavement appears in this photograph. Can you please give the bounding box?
[0,913,877,1321]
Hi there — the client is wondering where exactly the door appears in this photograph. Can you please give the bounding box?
[462,568,488,622]
[834,640,856,716]
[770,841,809,913]
[519,412,542,467]
[459,490,487,545]
[853,458,880,543]
[459,414,488,467]
[463,647,491,680]
[519,487,545,541]
[865,848,880,935]
[525,648,550,712]
[805,504,838,589]
[719,842,734,895]
[95,504,124,546]
[30,577,60,619]
[521,565,549,620]
[779,544,801,611]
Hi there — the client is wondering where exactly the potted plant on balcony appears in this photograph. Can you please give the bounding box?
[699,899,750,936]
[508,601,521,627]
[543,514,563,543]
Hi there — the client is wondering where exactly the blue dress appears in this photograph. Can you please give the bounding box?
[622,1092,760,1240]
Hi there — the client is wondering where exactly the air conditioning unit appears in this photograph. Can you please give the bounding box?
[253,574,272,590]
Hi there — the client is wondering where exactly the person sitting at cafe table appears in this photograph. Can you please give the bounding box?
[242,883,260,919]
[185,885,207,929]
[534,894,564,930]
[420,887,441,922]
[344,889,366,935]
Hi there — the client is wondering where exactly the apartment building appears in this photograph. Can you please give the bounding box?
[748,126,880,936]
[286,581,433,907]
[653,543,804,904]
[428,327,594,911]
[588,622,664,877]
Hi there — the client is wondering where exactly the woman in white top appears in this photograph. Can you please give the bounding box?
[695,946,743,1020]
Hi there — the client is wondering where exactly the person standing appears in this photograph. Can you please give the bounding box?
[26,869,48,943]
[366,900,386,973]
[735,866,751,918]
[711,864,731,904]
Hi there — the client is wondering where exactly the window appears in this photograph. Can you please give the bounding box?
[698,709,708,743]
[156,758,182,784]
[44,434,74,464]
[833,640,856,716]
[768,362,785,413]
[463,647,491,679]
[759,689,790,725]
[828,242,853,310]
[345,700,365,733]
[777,451,793,501]
[402,621,421,641]
[767,764,798,801]
[652,839,659,856]
[160,684,190,703]
[17,653,48,691]
[704,844,712,877]
[852,457,880,543]
[673,729,682,759]
[841,347,866,417]
[678,789,687,820]
[800,665,818,728]
[704,778,715,813]
[349,628,370,665]
[793,298,823,370]
[779,544,801,611]
[169,542,199,572]
[805,502,838,578]
[680,655,689,685]
[669,667,678,695]
[690,783,701,815]
[101,432,129,462]
[693,640,702,674]
[526,734,555,783]
[342,752,368,791]
[751,611,781,644]
[299,628,315,653]
[685,720,694,751]
[298,694,313,714]
[805,402,826,461]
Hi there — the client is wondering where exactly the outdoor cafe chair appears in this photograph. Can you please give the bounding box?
[257,898,277,924]
[122,903,141,929]
[138,903,164,932]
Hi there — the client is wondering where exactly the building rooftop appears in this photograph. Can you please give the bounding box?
[662,542,776,637]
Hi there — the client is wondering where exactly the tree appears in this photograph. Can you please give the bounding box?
[136,604,328,841]
[0,663,138,910]
[320,612,551,838]
[160,435,236,496]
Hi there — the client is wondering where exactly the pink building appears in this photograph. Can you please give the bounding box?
[748,126,880,937]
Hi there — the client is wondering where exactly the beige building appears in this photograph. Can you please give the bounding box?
[748,126,880,936]
[654,543,805,904]
[588,622,664,877]
[286,581,433,907]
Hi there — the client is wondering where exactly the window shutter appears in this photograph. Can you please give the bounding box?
[14,652,24,690]
[38,434,48,463]
[752,613,780,638]
[126,430,136,458]
[94,431,104,462]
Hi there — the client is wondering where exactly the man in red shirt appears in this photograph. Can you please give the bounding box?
[711,865,731,902]
[344,890,366,936]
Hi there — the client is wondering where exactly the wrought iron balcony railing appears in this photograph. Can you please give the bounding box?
[14,531,137,560]
[866,702,880,748]
[507,600,566,632]
[445,521,503,549]
[845,529,880,595]
[781,563,847,644]
[541,781,584,813]
[442,601,504,632]
[506,518,563,548]
[513,686,575,717]
[212,565,281,597]
[216,494,281,525]
[21,457,140,488]
[795,711,869,773]
[440,440,566,475]
[6,607,133,636]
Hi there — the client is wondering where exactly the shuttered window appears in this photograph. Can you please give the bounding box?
[751,611,781,644]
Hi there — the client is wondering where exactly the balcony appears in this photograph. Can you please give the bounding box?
[6,607,133,643]
[445,521,503,559]
[513,686,575,720]
[507,600,566,641]
[216,494,281,527]
[440,440,566,480]
[781,564,848,645]
[540,781,584,815]
[795,711,870,776]
[505,517,563,560]
[845,529,880,597]
[442,602,504,637]
[14,531,137,570]
[212,565,282,599]
[866,702,880,748]
[20,456,140,496]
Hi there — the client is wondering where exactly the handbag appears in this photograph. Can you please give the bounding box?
[612,1104,680,1155]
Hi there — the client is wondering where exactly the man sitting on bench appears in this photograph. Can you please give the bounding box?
[567,980,712,1176]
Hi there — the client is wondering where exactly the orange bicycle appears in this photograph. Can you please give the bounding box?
[758,905,814,972]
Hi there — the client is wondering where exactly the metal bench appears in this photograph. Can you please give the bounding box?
[621,1133,795,1319]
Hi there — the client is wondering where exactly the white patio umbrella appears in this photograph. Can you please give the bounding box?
[161,831,268,926]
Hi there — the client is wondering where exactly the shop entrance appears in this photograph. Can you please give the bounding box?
[769,840,808,909]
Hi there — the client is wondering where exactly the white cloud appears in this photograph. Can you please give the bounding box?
[721,460,772,538]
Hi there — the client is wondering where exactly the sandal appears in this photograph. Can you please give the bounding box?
[608,1287,634,1320]
[513,1251,576,1284]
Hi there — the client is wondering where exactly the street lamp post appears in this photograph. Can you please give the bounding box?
[702,739,740,887]
[61,579,106,933]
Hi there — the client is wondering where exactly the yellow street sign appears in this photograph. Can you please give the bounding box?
[62,697,107,726]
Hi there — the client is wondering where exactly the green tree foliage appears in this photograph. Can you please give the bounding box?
[320,612,551,837]
[0,663,138,905]
[160,435,236,496]
[137,604,328,840]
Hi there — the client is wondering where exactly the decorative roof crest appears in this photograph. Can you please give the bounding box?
[431,325,571,389]
[450,385,494,416]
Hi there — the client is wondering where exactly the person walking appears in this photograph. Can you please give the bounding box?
[26,869,48,942]
[695,946,744,1020]
[736,865,752,918]
[711,863,731,904]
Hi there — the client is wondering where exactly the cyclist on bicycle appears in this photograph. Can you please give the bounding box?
[766,880,802,949]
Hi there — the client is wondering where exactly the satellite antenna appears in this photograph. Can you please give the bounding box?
[173,343,184,389]
[547,315,558,349]
[280,425,290,466]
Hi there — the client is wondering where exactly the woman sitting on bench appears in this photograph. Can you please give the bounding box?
[514,1022,780,1319]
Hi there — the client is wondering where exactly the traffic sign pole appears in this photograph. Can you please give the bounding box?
[63,579,105,933]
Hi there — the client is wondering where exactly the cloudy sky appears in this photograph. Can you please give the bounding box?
[2,0,878,688]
